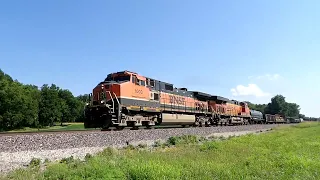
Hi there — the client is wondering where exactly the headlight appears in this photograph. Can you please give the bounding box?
[101,100,105,104]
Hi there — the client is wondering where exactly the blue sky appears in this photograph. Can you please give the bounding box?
[1,0,319,117]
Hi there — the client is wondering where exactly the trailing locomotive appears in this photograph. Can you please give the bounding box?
[84,70,292,130]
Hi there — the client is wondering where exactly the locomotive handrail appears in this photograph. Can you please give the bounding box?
[112,92,121,123]
[89,93,93,106]
[112,92,120,106]
[100,91,120,117]
[107,91,114,113]
[101,90,115,113]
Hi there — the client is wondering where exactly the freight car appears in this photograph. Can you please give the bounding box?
[288,117,303,123]
[265,114,287,124]
[83,70,290,130]
[249,110,265,124]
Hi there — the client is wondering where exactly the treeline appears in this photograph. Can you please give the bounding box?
[0,69,89,131]
[246,95,303,118]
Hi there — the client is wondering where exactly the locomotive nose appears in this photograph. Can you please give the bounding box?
[97,83,115,102]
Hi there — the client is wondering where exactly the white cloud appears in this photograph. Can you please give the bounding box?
[230,84,271,97]
[248,73,281,81]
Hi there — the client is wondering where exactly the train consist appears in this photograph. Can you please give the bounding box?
[84,70,295,130]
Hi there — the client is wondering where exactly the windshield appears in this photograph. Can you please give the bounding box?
[104,75,131,82]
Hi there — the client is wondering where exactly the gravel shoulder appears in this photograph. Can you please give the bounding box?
[0,124,289,174]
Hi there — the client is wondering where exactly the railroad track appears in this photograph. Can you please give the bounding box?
[0,123,279,137]
[0,125,193,136]
[0,129,101,137]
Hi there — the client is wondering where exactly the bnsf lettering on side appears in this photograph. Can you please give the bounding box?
[169,95,185,105]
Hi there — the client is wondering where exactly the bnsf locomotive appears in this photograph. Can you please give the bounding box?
[84,70,287,130]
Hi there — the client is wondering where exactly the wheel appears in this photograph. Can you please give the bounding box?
[115,126,125,130]
[101,114,112,130]
[145,125,154,129]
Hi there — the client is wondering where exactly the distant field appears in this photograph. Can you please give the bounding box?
[6,123,87,133]
[2,122,320,180]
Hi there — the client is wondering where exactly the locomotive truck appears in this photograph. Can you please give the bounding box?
[84,70,289,130]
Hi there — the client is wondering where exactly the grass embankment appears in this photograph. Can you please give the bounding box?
[3,122,320,180]
[5,123,87,133]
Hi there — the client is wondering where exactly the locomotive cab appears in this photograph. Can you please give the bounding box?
[90,71,151,106]
[85,71,134,128]
[90,72,127,104]
[85,70,159,129]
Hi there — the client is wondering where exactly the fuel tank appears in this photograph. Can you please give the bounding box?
[160,113,195,125]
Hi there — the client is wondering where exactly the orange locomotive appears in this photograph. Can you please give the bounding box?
[84,70,252,130]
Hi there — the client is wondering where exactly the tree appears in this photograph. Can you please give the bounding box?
[0,69,89,131]
[77,94,90,103]
[21,84,41,127]
[0,71,40,130]
[58,89,74,125]
[58,89,85,124]
[246,102,267,113]
[38,84,63,127]
[265,95,287,115]
[247,94,302,118]
[299,114,306,119]
[286,103,300,117]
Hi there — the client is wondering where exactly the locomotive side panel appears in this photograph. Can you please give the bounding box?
[226,102,243,124]
[194,99,209,113]
[226,101,245,117]
[159,92,208,113]
[160,92,195,113]
[225,103,237,117]
[208,100,227,115]
[119,78,161,112]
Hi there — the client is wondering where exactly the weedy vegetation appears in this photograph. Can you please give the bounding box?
[1,122,320,180]
[6,123,88,133]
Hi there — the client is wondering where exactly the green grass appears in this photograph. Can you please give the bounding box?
[6,122,88,133]
[2,122,320,180]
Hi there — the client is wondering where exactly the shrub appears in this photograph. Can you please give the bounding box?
[153,140,162,147]
[199,142,219,151]
[167,135,200,146]
[85,153,93,161]
[99,147,118,156]
[60,156,74,164]
[29,158,41,167]
[137,143,147,148]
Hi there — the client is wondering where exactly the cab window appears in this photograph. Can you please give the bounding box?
[146,78,155,87]
[132,75,145,86]
[132,76,136,83]
[113,75,130,82]
[105,74,130,82]
[132,75,139,85]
